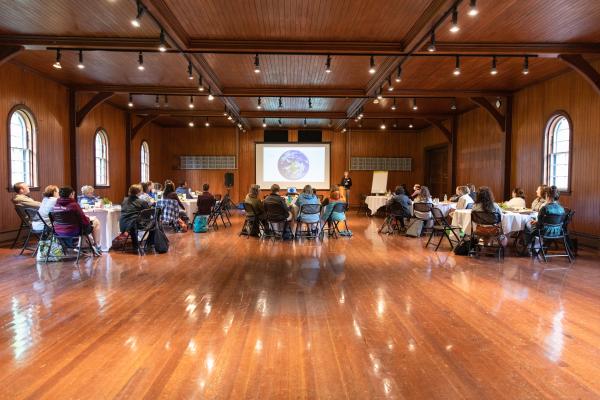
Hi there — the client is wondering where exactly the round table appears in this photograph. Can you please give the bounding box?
[365,195,390,214]
[452,209,537,235]
[83,206,122,252]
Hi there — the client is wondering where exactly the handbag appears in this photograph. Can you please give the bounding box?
[36,239,65,262]
[111,231,130,250]
[154,228,169,253]
[453,239,471,256]
[405,219,424,237]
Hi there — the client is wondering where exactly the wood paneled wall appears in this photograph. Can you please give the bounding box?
[0,63,70,235]
[418,123,453,195]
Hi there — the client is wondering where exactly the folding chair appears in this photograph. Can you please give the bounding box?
[47,210,100,263]
[412,202,434,236]
[263,202,289,240]
[11,205,33,251]
[23,207,49,256]
[356,194,369,216]
[426,207,462,250]
[322,202,349,239]
[378,202,409,235]
[208,201,231,229]
[240,202,263,238]
[562,208,576,257]
[470,211,504,260]
[295,204,322,240]
[532,213,573,263]
[123,208,157,254]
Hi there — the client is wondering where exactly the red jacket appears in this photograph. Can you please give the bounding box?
[52,197,90,236]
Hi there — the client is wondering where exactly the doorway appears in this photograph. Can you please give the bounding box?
[424,145,449,198]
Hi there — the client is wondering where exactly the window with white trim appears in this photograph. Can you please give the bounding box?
[140,141,150,181]
[94,130,109,186]
[9,108,37,187]
[544,114,571,192]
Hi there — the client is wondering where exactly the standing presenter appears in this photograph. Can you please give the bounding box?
[340,171,352,206]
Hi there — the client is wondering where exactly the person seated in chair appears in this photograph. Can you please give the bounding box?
[33,185,59,232]
[196,183,216,215]
[386,185,412,228]
[12,182,41,209]
[139,181,156,204]
[410,184,421,200]
[296,185,320,224]
[120,184,151,250]
[322,189,347,233]
[504,187,526,209]
[176,181,193,199]
[263,184,291,222]
[472,186,507,247]
[53,186,103,254]
[78,185,99,207]
[524,185,564,248]
[245,184,265,220]
[413,185,433,222]
[531,184,548,212]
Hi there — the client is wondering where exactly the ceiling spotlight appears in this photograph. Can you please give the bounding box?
[205,117,210,127]
[188,96,194,109]
[342,127,347,133]
[427,31,436,52]
[325,55,332,73]
[198,75,205,92]
[158,29,167,52]
[137,51,145,71]
[76,50,85,69]
[164,95,169,107]
[468,0,479,16]
[412,98,418,110]
[223,107,228,116]
[303,118,307,128]
[187,61,194,80]
[207,87,214,101]
[237,123,242,129]
[131,0,144,28]
[522,56,529,75]
[380,120,386,130]
[154,95,160,108]
[453,56,461,76]
[227,115,233,121]
[188,121,194,127]
[278,97,283,108]
[495,97,502,108]
[409,121,414,129]
[128,94,134,108]
[358,109,364,119]
[490,56,498,75]
[328,119,332,128]
[395,65,402,83]
[393,120,398,128]
[308,98,313,109]
[262,118,267,128]
[257,97,262,109]
[52,49,62,69]
[451,98,457,110]
[278,118,282,127]
[254,54,260,73]
[373,98,380,104]
[377,88,383,100]
[369,55,376,74]
[391,98,397,110]
[387,77,394,91]
[450,8,460,33]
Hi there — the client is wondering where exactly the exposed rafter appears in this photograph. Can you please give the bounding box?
[76,92,114,127]
[558,54,600,95]
[0,45,24,66]
[0,35,163,51]
[418,42,600,57]
[470,97,506,131]
[131,114,160,139]
[425,119,452,142]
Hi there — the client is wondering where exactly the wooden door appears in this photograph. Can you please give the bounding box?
[425,145,449,198]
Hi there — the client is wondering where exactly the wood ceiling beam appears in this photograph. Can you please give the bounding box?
[419,42,600,57]
[241,111,347,119]
[361,113,453,120]
[425,119,452,142]
[75,92,114,127]
[0,35,162,51]
[0,45,24,67]
[223,88,366,98]
[470,97,506,131]
[131,114,160,139]
[134,109,228,117]
[558,54,600,95]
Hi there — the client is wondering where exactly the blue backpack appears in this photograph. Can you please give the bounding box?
[193,215,208,233]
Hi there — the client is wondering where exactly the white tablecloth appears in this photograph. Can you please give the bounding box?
[183,199,198,221]
[83,207,122,251]
[365,195,390,214]
[452,209,537,235]
[410,202,457,216]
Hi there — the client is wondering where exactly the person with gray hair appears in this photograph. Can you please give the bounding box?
[296,184,321,224]
[78,185,99,207]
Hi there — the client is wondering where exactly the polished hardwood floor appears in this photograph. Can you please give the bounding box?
[1,213,599,399]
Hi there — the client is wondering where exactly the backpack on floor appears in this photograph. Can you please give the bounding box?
[154,228,170,253]
[193,215,208,233]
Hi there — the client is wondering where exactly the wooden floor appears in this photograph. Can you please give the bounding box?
[1,214,600,399]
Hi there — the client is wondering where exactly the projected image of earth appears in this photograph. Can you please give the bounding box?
[277,150,309,180]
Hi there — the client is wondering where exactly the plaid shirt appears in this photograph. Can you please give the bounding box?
[157,199,180,225]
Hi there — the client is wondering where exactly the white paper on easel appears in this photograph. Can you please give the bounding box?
[371,171,388,194]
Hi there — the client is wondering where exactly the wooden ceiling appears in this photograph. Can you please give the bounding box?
[1,0,600,130]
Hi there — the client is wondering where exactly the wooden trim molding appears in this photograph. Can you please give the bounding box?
[425,119,452,142]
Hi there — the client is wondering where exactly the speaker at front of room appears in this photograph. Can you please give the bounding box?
[224,172,234,188]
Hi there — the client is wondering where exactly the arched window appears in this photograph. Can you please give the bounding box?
[140,141,150,181]
[544,113,572,192]
[9,107,37,187]
[94,129,109,186]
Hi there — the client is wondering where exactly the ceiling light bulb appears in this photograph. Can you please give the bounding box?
[188,121,194,127]
[278,119,282,127]
[131,1,144,27]
[128,94,134,108]
[158,30,167,52]
[391,99,397,110]
[207,88,214,101]
[254,54,260,73]
[342,127,347,133]
[188,96,194,108]
[522,56,529,75]
[387,77,394,91]
[451,99,457,110]
[490,56,498,75]
[325,55,331,73]
[427,32,436,52]
[409,123,414,128]
[205,118,210,127]
[77,50,85,69]
[453,56,461,76]
[187,61,194,80]
[257,97,262,109]
[468,0,479,16]
[373,98,379,104]
[262,118,267,128]
[395,65,402,83]
[52,49,62,69]
[369,55,376,74]
[227,115,232,120]
[198,76,205,91]
[380,121,386,130]
[450,8,460,32]
[412,98,418,110]
[137,51,144,71]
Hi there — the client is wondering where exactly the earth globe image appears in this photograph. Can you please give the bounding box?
[277,150,310,180]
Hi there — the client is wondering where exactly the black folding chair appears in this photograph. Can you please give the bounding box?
[378,201,409,235]
[412,202,434,236]
[22,208,50,256]
[12,205,34,251]
[470,211,504,260]
[321,202,349,239]
[263,202,289,240]
[295,204,322,240]
[562,208,576,257]
[123,208,158,254]
[240,202,263,238]
[47,210,100,263]
[356,194,369,216]
[426,207,462,250]
[207,201,231,229]
[532,213,573,263]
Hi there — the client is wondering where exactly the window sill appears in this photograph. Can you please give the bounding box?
[94,185,111,189]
